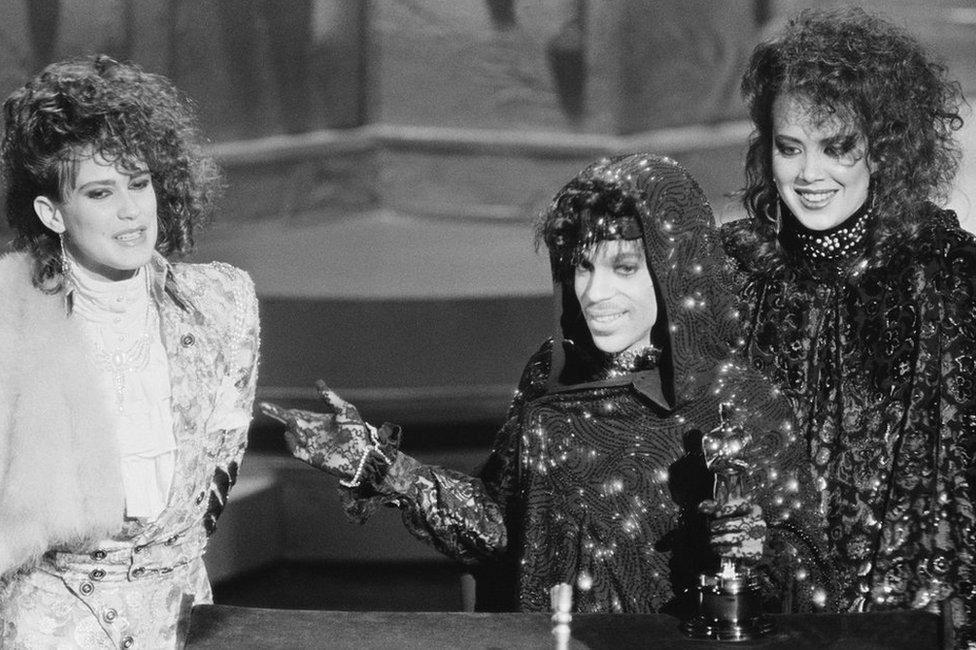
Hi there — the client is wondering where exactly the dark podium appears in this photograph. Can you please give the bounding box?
[187,605,946,649]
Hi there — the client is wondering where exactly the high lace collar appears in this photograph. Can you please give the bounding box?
[67,257,150,323]
[778,196,873,263]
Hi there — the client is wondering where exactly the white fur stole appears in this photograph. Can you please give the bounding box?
[0,252,123,575]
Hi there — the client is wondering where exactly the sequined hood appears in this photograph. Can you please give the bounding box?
[545,154,738,409]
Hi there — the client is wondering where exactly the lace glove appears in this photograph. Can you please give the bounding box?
[259,380,400,487]
[699,497,767,563]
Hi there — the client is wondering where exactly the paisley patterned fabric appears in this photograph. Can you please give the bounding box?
[723,203,976,644]
[345,155,825,613]
[0,255,260,649]
[514,360,821,614]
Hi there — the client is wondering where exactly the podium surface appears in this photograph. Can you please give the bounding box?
[187,605,945,649]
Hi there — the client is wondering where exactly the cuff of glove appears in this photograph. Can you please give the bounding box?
[337,423,406,523]
[339,453,421,524]
[338,421,402,489]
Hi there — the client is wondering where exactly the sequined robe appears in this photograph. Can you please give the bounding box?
[723,204,976,641]
[0,253,260,649]
[346,155,826,613]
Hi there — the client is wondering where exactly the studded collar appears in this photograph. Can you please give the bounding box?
[778,197,873,263]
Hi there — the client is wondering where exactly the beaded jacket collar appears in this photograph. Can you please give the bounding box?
[778,197,873,262]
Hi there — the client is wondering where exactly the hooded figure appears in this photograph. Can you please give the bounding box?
[262,154,828,614]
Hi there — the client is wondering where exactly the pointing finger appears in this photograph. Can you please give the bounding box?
[259,402,292,424]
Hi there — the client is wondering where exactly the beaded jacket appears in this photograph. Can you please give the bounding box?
[347,155,827,613]
[723,201,976,643]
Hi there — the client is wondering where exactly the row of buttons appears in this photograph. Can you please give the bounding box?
[78,549,184,595]
[87,533,184,562]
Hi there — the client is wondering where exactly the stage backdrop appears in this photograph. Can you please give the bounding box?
[0,0,972,431]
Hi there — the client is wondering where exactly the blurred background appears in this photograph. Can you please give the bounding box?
[0,0,973,612]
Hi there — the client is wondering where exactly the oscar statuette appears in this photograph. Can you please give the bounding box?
[681,402,773,641]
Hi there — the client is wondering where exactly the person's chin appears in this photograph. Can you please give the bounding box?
[792,207,849,231]
[111,248,154,271]
[127,236,156,254]
[787,196,852,231]
[591,335,627,355]
[128,250,155,266]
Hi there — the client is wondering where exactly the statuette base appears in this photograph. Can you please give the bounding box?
[681,571,773,642]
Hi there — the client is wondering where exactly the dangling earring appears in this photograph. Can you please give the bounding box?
[770,181,783,236]
[764,191,781,236]
[59,233,70,277]
[59,233,74,310]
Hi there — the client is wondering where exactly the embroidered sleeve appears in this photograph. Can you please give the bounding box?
[201,267,260,536]
[935,232,976,647]
[338,342,552,564]
[719,220,763,352]
[207,266,261,436]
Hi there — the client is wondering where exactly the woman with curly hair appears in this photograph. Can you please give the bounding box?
[0,55,259,648]
[722,7,975,643]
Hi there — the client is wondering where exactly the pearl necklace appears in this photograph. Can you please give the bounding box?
[779,200,873,262]
[70,265,156,412]
[88,302,153,412]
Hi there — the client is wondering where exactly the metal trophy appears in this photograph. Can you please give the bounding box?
[681,402,773,641]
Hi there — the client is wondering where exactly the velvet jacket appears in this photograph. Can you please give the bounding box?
[723,204,976,644]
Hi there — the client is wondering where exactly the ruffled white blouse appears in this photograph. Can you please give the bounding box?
[69,261,176,521]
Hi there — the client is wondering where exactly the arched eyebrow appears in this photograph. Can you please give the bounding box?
[610,249,643,262]
[76,179,118,191]
[604,240,646,265]
[75,168,151,192]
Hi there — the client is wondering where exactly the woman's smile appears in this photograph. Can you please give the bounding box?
[113,226,149,245]
[794,187,838,209]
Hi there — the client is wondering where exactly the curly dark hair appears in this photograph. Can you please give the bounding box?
[735,7,964,273]
[535,177,646,282]
[1,54,222,291]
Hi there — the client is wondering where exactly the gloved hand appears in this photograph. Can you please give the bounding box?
[699,497,767,563]
[259,380,396,487]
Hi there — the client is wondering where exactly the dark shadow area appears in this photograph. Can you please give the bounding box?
[212,560,466,612]
[256,296,550,398]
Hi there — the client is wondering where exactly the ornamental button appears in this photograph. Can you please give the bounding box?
[122,635,135,648]
[180,333,195,347]
[79,581,94,596]
[103,608,117,623]
[90,550,107,561]
[89,569,105,581]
